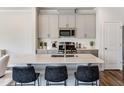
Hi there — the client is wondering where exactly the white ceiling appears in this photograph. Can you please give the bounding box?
[0,7,32,10]
[0,7,95,11]
[39,7,95,10]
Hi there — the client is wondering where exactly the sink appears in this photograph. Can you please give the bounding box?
[51,54,74,57]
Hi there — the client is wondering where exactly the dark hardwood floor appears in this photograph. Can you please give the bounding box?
[100,70,124,86]
[10,70,124,86]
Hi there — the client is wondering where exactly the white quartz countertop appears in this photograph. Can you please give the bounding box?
[8,54,104,66]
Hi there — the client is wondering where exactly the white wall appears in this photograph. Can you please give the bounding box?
[0,8,36,55]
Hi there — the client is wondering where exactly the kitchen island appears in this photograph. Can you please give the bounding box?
[9,54,104,65]
[7,54,104,86]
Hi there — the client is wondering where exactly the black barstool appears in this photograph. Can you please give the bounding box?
[45,66,68,86]
[74,65,99,86]
[12,66,40,86]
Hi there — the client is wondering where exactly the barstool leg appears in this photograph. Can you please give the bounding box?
[77,80,79,86]
[15,82,16,86]
[64,81,67,86]
[34,81,36,86]
[92,82,93,86]
[37,78,40,86]
[75,79,77,86]
[96,81,97,86]
[46,81,49,86]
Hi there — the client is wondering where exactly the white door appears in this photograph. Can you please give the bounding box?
[103,22,122,69]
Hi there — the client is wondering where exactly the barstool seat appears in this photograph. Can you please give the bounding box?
[12,66,40,86]
[45,66,68,86]
[74,65,99,86]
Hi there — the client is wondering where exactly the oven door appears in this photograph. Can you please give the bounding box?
[59,30,70,37]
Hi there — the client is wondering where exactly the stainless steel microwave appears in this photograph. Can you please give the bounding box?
[59,28,75,37]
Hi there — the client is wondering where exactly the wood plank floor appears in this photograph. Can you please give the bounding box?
[100,70,124,86]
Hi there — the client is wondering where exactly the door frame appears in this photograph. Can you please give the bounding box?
[102,21,122,70]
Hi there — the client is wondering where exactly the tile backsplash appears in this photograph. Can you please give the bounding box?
[38,38,96,50]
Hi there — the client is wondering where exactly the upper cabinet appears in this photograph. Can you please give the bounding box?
[76,15,85,38]
[76,14,96,38]
[85,15,96,38]
[38,9,96,39]
[59,15,75,28]
[39,15,49,38]
[49,15,58,38]
[39,15,58,39]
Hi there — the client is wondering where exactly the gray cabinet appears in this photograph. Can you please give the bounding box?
[77,49,98,57]
[47,50,58,54]
[37,49,58,54]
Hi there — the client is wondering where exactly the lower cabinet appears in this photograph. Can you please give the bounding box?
[77,49,98,57]
[37,49,58,54]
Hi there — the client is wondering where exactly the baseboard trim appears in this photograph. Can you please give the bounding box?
[104,69,121,71]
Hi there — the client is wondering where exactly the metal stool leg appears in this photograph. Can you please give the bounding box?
[96,81,97,86]
[15,82,16,86]
[64,81,67,86]
[34,81,36,86]
[46,81,49,86]
[75,79,77,86]
[37,78,40,86]
[77,80,79,86]
[92,82,93,86]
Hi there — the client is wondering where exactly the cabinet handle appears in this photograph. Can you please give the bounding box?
[105,48,107,50]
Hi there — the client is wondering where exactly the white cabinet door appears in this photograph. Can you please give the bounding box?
[68,15,75,28]
[85,15,96,38]
[39,15,58,39]
[49,15,58,38]
[59,15,75,28]
[76,15,85,38]
[39,15,49,38]
[76,15,96,38]
[103,22,122,69]
[59,15,67,28]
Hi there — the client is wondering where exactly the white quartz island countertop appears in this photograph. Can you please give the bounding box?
[9,54,104,65]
